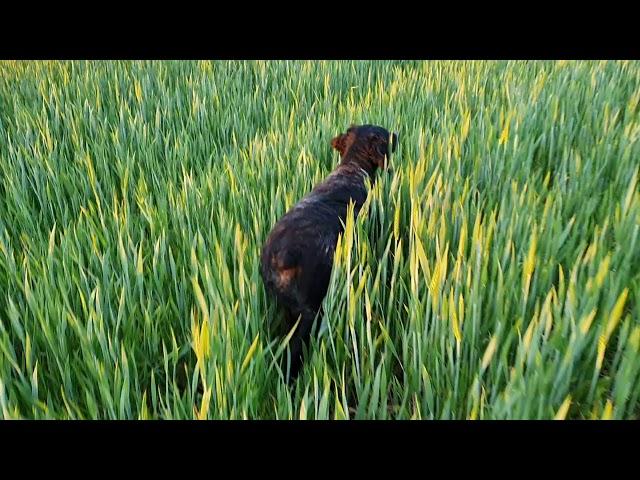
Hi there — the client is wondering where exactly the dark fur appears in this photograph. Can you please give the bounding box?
[259,124,398,381]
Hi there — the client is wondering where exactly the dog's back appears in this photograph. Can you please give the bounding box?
[260,163,369,311]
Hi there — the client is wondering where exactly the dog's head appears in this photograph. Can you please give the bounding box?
[331,124,398,171]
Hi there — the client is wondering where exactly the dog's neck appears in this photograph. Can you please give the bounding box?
[339,153,378,178]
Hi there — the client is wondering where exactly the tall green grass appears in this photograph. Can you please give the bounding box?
[0,60,638,419]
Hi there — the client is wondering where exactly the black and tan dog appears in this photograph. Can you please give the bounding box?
[260,124,398,380]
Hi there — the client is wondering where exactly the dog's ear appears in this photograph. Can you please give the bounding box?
[331,133,348,155]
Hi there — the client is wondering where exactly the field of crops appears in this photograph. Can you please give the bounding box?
[0,60,638,419]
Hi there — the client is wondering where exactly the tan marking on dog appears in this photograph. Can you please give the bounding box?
[276,267,300,288]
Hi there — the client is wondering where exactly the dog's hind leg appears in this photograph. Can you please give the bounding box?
[284,306,319,382]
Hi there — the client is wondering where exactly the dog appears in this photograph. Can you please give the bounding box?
[259,124,398,381]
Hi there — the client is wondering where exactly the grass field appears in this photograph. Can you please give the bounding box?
[0,60,639,419]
